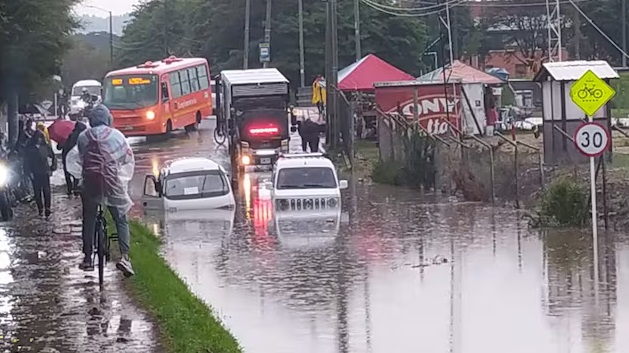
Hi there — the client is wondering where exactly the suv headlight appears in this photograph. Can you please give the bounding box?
[327,197,339,208]
[275,198,289,211]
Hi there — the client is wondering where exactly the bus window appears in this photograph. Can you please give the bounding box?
[170,72,181,98]
[188,68,199,92]
[198,65,209,90]
[161,82,169,101]
[103,74,158,109]
[180,70,191,96]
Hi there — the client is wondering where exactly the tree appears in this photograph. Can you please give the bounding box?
[61,36,111,87]
[479,1,571,71]
[118,0,427,87]
[0,0,79,142]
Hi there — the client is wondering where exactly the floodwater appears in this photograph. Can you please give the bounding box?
[132,119,629,353]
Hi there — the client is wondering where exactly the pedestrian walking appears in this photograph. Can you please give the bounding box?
[24,130,56,218]
[61,121,87,195]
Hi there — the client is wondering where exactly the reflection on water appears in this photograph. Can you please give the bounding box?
[154,180,629,353]
[127,122,626,352]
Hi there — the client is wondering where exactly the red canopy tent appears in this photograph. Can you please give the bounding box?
[337,54,414,91]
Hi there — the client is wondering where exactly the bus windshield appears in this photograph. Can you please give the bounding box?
[103,74,159,110]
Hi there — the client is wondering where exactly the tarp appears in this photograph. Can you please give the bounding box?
[336,54,415,91]
[417,60,504,85]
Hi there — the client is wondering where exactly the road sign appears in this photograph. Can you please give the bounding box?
[569,70,616,116]
[259,43,270,63]
[574,122,610,157]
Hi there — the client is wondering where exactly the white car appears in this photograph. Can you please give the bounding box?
[266,152,348,211]
[142,157,235,211]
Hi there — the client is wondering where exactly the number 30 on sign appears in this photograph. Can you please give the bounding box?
[573,122,610,157]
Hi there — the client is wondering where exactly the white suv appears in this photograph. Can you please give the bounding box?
[267,153,348,211]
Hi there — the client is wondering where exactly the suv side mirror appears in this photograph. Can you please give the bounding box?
[339,180,348,189]
[143,174,162,197]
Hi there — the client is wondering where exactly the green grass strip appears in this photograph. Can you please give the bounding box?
[120,219,242,353]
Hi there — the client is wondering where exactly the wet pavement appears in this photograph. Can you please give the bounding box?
[1,192,160,352]
[129,119,629,353]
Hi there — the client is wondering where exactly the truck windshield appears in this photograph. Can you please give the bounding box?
[164,170,229,199]
[276,167,337,189]
[72,86,100,96]
[103,74,159,110]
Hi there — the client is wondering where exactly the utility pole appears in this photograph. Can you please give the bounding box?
[298,0,305,86]
[325,1,332,144]
[330,0,339,149]
[163,0,169,56]
[354,0,361,61]
[244,0,251,69]
[109,11,114,66]
[623,0,627,67]
[263,0,272,68]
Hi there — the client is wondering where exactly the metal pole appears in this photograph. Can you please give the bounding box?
[588,114,599,305]
[109,11,114,66]
[263,0,272,68]
[244,0,251,69]
[621,0,627,67]
[354,0,361,61]
[325,1,332,144]
[298,0,305,86]
[331,0,339,149]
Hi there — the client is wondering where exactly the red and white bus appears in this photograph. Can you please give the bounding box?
[102,56,213,136]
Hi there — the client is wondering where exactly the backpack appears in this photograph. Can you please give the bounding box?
[82,131,120,198]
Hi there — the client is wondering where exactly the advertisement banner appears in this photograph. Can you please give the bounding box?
[375,83,462,135]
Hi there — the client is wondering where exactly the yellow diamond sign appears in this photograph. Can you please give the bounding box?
[570,70,616,116]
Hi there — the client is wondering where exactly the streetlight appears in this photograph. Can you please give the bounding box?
[83,5,114,66]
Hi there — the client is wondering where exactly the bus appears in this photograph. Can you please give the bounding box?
[102,56,213,136]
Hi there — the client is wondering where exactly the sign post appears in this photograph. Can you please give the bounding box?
[570,70,615,298]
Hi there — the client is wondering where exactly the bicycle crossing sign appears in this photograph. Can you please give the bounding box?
[570,70,616,116]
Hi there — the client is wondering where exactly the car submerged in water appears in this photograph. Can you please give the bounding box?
[142,157,235,212]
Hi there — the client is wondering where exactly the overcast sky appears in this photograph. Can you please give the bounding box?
[74,0,140,16]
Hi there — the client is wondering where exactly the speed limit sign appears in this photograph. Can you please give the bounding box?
[573,122,610,157]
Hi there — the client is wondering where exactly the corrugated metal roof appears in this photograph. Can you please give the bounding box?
[417,60,504,84]
[221,68,289,85]
[533,60,619,81]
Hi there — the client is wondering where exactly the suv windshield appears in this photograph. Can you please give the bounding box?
[103,74,158,109]
[164,171,229,199]
[276,167,337,190]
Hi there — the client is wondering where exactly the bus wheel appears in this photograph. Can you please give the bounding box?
[165,120,173,136]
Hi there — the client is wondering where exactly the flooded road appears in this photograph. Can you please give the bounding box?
[131,120,629,353]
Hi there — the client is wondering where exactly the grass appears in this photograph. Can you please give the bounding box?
[121,219,242,353]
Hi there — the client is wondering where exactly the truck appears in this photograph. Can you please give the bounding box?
[215,68,296,185]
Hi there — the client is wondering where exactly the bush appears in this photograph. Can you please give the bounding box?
[371,159,404,185]
[534,177,589,228]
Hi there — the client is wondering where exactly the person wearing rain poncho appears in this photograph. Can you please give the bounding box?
[66,104,135,276]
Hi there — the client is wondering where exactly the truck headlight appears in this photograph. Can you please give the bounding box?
[0,164,9,186]
[146,110,155,120]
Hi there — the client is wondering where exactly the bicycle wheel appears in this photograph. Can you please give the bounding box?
[96,223,106,287]
[593,89,603,99]
[577,89,588,99]
[213,126,226,146]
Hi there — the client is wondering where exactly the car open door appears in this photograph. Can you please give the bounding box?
[141,174,164,210]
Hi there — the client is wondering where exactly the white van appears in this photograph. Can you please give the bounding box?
[69,79,102,115]
[142,157,235,211]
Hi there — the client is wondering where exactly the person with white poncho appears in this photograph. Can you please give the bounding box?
[66,104,135,276]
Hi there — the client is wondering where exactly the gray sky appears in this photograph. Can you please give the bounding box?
[74,0,140,16]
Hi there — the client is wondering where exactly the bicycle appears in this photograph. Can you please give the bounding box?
[213,117,227,147]
[577,85,603,99]
[94,205,118,287]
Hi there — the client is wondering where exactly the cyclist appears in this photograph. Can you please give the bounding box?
[70,104,135,276]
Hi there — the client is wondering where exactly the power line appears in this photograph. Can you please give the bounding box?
[361,0,459,12]
[568,0,629,61]
[361,0,466,17]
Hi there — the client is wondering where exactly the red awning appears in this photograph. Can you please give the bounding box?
[338,54,415,91]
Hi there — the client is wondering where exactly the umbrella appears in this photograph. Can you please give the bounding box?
[48,120,75,145]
